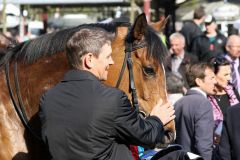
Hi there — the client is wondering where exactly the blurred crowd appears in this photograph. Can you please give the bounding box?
[164,6,240,160]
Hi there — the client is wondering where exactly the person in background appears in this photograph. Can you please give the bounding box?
[224,35,240,93]
[174,62,216,160]
[207,56,240,159]
[164,32,198,89]
[180,6,205,52]
[191,15,227,61]
[166,72,186,105]
[218,103,240,160]
[39,26,175,160]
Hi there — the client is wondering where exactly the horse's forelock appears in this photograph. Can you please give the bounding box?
[145,26,168,64]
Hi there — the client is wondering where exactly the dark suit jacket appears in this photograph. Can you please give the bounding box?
[224,54,240,89]
[164,52,198,89]
[39,70,164,160]
[218,104,240,160]
[224,54,240,72]
[174,89,214,160]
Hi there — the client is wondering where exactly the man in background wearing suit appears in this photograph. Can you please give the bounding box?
[218,104,240,160]
[174,62,216,160]
[224,35,240,93]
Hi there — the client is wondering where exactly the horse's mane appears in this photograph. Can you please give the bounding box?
[143,26,168,64]
[0,22,128,67]
[0,20,167,67]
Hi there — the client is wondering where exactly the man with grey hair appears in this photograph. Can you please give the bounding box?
[224,34,240,92]
[39,26,175,160]
[165,32,198,89]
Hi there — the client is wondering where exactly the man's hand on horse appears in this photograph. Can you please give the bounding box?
[150,99,175,125]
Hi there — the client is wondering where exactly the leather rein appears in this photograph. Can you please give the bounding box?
[115,40,147,113]
[5,61,42,141]
[5,38,147,141]
[4,37,42,141]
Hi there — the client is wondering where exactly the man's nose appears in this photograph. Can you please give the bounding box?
[227,76,231,81]
[110,58,114,65]
[213,78,217,84]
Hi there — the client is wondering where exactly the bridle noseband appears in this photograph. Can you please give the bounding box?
[115,40,147,113]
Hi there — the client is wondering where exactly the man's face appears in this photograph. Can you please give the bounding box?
[91,43,114,81]
[199,16,206,24]
[205,22,217,34]
[170,38,184,56]
[198,68,217,95]
[226,37,240,59]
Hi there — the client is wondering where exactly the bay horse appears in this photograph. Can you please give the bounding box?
[0,13,175,160]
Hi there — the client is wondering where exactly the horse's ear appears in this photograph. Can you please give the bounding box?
[150,15,170,32]
[132,13,148,40]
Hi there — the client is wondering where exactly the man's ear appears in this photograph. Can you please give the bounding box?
[82,53,94,69]
[195,78,202,87]
[225,45,230,53]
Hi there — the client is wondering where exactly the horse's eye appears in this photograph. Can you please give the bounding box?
[143,66,155,76]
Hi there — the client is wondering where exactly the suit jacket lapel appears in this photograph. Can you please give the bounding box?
[165,55,172,71]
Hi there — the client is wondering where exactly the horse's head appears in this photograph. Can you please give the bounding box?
[129,14,169,113]
[108,14,175,146]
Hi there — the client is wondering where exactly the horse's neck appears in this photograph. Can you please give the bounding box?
[17,53,69,115]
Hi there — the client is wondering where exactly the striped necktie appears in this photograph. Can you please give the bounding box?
[231,61,238,89]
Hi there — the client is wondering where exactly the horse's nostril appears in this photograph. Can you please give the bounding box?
[165,130,175,142]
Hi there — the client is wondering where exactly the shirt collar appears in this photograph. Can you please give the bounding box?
[62,69,99,82]
[190,87,207,98]
[172,52,185,59]
[225,54,239,65]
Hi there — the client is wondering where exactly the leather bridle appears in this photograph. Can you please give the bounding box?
[115,40,147,112]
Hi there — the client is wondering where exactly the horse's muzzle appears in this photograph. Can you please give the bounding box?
[156,122,176,148]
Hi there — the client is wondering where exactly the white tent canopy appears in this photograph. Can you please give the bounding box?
[212,3,239,21]
[48,14,97,29]
[0,0,128,5]
[0,4,20,28]
[181,1,240,21]
[0,3,20,16]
